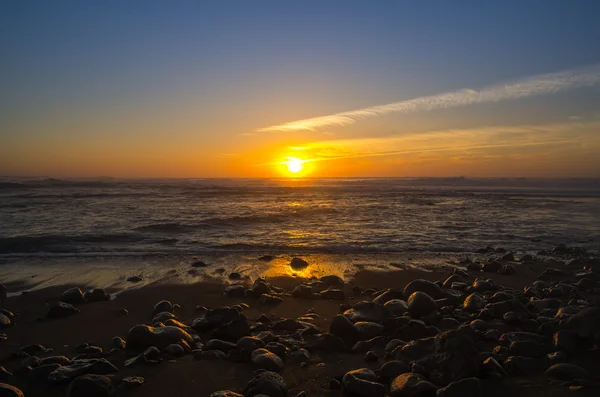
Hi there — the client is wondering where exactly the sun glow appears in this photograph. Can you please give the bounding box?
[285,157,304,174]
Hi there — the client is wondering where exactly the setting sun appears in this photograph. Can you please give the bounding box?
[285,157,304,174]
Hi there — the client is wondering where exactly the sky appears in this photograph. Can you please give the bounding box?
[2,0,600,178]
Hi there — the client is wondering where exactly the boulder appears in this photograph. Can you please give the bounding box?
[210,314,251,342]
[238,337,265,355]
[508,340,545,358]
[330,314,359,346]
[0,314,11,328]
[344,301,392,323]
[206,339,237,351]
[384,299,409,316]
[164,344,186,357]
[152,300,173,316]
[112,337,126,349]
[211,392,244,397]
[463,294,485,312]
[0,383,24,397]
[225,285,246,298]
[61,288,84,304]
[265,342,289,359]
[560,307,600,339]
[193,307,239,330]
[127,325,193,348]
[407,292,437,318]
[546,363,589,381]
[442,275,464,289]
[244,371,287,397]
[319,288,345,300]
[354,322,384,340]
[290,258,309,269]
[258,294,284,305]
[380,361,410,382]
[291,285,312,299]
[84,289,110,302]
[436,377,481,397]
[27,363,61,383]
[404,279,445,300]
[373,289,404,305]
[251,349,284,372]
[320,275,344,286]
[48,359,118,382]
[390,373,437,397]
[46,302,80,319]
[67,374,114,397]
[342,368,385,397]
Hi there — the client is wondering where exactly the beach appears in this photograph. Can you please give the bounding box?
[1,250,599,397]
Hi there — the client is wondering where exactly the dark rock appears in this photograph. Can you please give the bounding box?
[229,272,242,280]
[306,333,347,352]
[553,330,580,354]
[481,356,507,376]
[373,289,403,305]
[191,261,208,268]
[497,265,515,275]
[320,275,344,286]
[560,307,600,339]
[384,299,409,316]
[355,322,384,340]
[352,336,389,354]
[482,261,502,273]
[194,350,227,360]
[330,314,359,346]
[27,363,61,383]
[84,289,110,302]
[210,314,251,342]
[38,356,70,366]
[344,301,392,323]
[404,279,445,300]
[127,276,143,283]
[211,392,243,397]
[505,356,547,375]
[47,302,80,319]
[127,325,193,348]
[509,340,545,358]
[0,383,24,397]
[164,344,185,357]
[471,279,495,292]
[291,285,312,299]
[380,361,409,381]
[193,307,239,330]
[288,348,310,363]
[67,374,113,397]
[319,288,345,300]
[398,338,436,360]
[390,373,436,397]
[238,337,265,355]
[48,359,118,382]
[61,288,84,304]
[408,292,437,318]
[244,371,287,397]
[342,368,385,397]
[206,339,237,351]
[0,367,13,381]
[272,318,303,332]
[258,294,284,305]
[225,285,246,298]
[265,342,288,359]
[152,300,173,316]
[290,258,309,269]
[436,377,481,397]
[463,293,485,312]
[442,275,464,289]
[546,363,588,381]
[251,348,284,372]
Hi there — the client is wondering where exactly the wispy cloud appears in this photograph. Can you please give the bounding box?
[259,64,600,132]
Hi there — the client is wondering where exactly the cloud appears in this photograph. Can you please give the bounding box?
[259,64,600,132]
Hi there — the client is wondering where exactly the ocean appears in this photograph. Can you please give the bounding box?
[1,177,599,256]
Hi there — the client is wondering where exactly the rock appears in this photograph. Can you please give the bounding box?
[0,367,13,381]
[251,349,284,372]
[225,285,246,298]
[152,300,173,316]
[560,307,600,339]
[306,333,347,352]
[291,285,312,299]
[238,337,265,355]
[211,392,244,397]
[112,337,126,349]
[48,359,118,382]
[206,339,237,351]
[438,317,461,330]
[229,272,242,280]
[27,363,61,383]
[352,336,389,354]
[193,307,239,330]
[164,343,186,357]
[0,383,23,397]
[471,279,495,292]
[413,328,479,385]
[553,330,579,354]
[390,373,437,397]
[497,265,515,275]
[127,276,143,283]
[0,314,11,328]
[344,301,392,323]
[320,275,344,286]
[39,356,70,367]
[319,288,345,300]
[67,374,114,397]
[364,350,379,362]
[47,302,80,319]
[194,350,227,360]
[373,289,404,305]
[355,322,384,340]
[290,258,309,269]
[61,288,85,304]
[442,275,464,289]
[463,293,485,313]
[398,338,436,360]
[505,356,546,375]
[210,314,251,342]
[546,363,589,381]
[191,261,208,267]
[404,279,445,300]
[258,294,284,305]
[117,308,129,317]
[407,292,437,318]
[436,377,481,397]
[384,299,409,316]
[84,288,110,302]
[342,368,385,397]
[244,371,287,397]
[272,319,303,332]
[330,314,360,346]
[288,348,310,363]
[481,356,507,376]
[127,325,193,349]
[265,342,288,359]
[482,261,502,273]
[509,340,545,358]
[380,361,409,381]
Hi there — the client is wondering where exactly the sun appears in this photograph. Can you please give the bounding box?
[285,157,304,174]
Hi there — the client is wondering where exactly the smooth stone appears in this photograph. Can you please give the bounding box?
[505,356,547,375]
[305,333,347,352]
[238,337,266,355]
[319,288,345,300]
[352,336,389,354]
[127,325,193,349]
[442,274,464,289]
[373,289,404,305]
[463,293,485,312]
[407,292,437,318]
[546,363,589,381]
[354,322,384,340]
[291,285,313,298]
[112,337,126,349]
[553,330,579,354]
[288,348,310,363]
[193,307,239,330]
[39,356,70,367]
[225,285,246,297]
[320,275,344,286]
[290,258,309,269]
[404,279,445,300]
[67,374,114,397]
[27,363,62,383]
[265,342,288,359]
[380,361,410,381]
[152,300,173,316]
[384,299,409,316]
[390,373,437,397]
[206,339,237,351]
[560,307,600,339]
[436,377,481,397]
[330,314,360,346]
[344,301,392,323]
[509,340,545,358]
[127,276,143,283]
[0,383,24,397]
[210,314,251,342]
[164,343,186,357]
[84,289,110,302]
[211,392,244,397]
[48,359,118,382]
[258,294,284,305]
[61,288,84,304]
[0,367,13,381]
[244,371,287,397]
[342,368,385,397]
[251,349,284,372]
[46,302,80,319]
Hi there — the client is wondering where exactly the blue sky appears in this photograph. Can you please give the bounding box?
[2,1,600,177]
